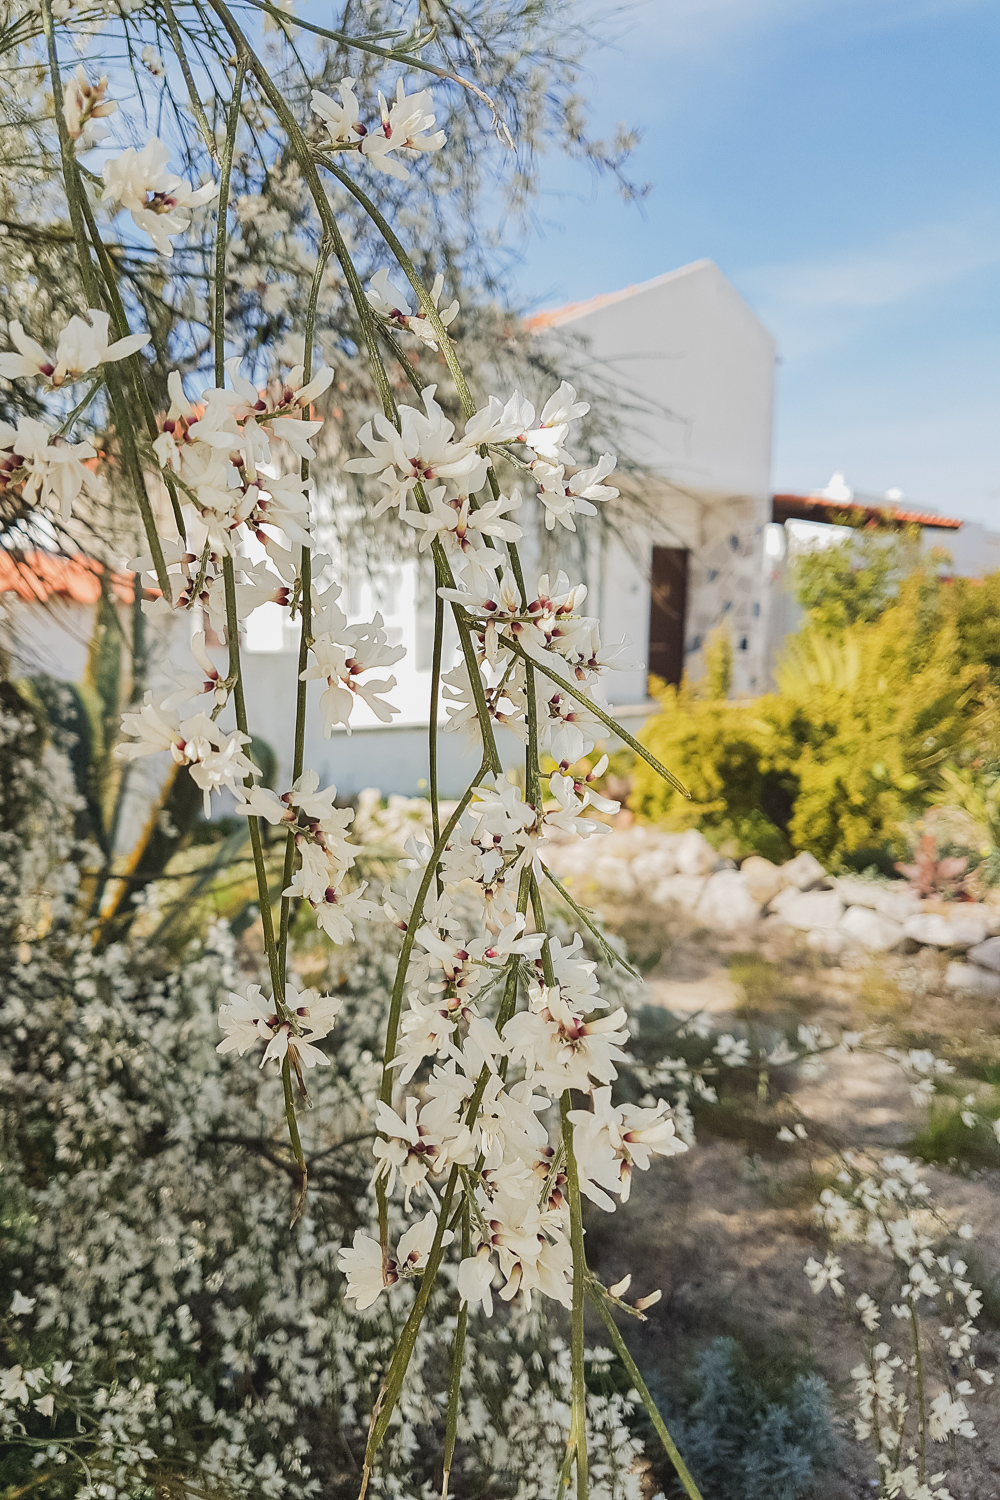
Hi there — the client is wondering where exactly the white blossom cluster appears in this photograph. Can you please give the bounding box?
[804,1151,993,1500]
[0,715,656,1499]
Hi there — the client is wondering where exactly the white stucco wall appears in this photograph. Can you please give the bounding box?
[538,260,777,696]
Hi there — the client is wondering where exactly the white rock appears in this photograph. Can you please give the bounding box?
[830,875,883,909]
[839,905,904,953]
[739,855,786,907]
[781,851,827,891]
[968,937,1000,973]
[631,848,679,885]
[902,907,997,950]
[807,927,850,956]
[872,888,923,924]
[771,889,845,932]
[651,874,706,913]
[674,828,719,877]
[945,961,1000,998]
[694,870,762,932]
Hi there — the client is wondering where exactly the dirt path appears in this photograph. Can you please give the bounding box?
[594,914,1000,1499]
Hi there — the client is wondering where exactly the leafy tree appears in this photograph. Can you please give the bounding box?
[790,524,926,632]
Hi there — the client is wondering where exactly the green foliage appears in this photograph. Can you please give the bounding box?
[629,678,795,862]
[791,524,924,632]
[633,571,994,868]
[647,1338,837,1500]
[911,1097,1000,1170]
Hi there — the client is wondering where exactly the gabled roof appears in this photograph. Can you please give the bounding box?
[523,260,716,331]
[0,550,137,604]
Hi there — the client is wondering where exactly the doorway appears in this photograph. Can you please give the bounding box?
[648,546,688,689]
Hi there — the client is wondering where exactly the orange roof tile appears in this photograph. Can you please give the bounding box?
[0,550,137,604]
[773,493,963,531]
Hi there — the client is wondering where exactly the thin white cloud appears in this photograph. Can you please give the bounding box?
[737,217,1000,358]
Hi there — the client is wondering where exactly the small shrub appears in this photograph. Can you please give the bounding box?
[647,1337,837,1500]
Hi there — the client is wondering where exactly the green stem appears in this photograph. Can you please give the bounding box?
[362,1166,461,1490]
[589,1291,705,1500]
[441,1204,470,1498]
[213,55,247,385]
[314,155,475,418]
[909,1301,926,1480]
[503,637,689,797]
[542,865,640,979]
[240,0,509,122]
[162,0,218,158]
[560,1092,589,1500]
[375,769,485,1248]
[221,556,305,1197]
[72,167,187,546]
[276,243,329,983]
[429,583,444,857]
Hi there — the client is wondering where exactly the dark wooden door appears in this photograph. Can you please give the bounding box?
[648,546,688,688]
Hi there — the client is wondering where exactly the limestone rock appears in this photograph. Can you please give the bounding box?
[945,961,1000,998]
[780,851,827,891]
[631,847,679,886]
[739,855,785,907]
[651,873,706,913]
[806,927,850,956]
[771,888,844,932]
[902,907,997,950]
[827,876,921,924]
[968,937,1000,974]
[830,876,883,909]
[871,887,923,924]
[840,904,903,953]
[674,828,719,877]
[694,870,762,932]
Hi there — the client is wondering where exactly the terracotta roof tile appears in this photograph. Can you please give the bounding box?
[0,550,137,604]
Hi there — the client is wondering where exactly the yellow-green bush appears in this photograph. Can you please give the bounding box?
[632,574,993,869]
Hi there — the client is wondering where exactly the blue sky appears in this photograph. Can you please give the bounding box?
[507,0,1000,522]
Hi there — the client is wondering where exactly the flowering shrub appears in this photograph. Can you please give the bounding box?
[1,708,660,1499]
[0,4,705,1494]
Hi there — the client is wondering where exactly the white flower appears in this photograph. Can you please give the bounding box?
[9,1292,35,1315]
[62,66,116,150]
[217,982,340,1073]
[338,1231,395,1310]
[302,615,405,734]
[361,78,446,180]
[141,45,166,77]
[343,385,487,515]
[522,381,589,462]
[503,987,629,1095]
[0,309,148,388]
[0,416,96,520]
[311,77,361,145]
[115,699,257,816]
[458,1249,495,1316]
[856,1293,881,1331]
[366,268,459,348]
[804,1253,845,1297]
[0,1367,28,1403]
[928,1391,976,1442]
[33,1393,55,1418]
[396,1210,452,1271]
[102,139,217,256]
